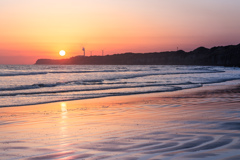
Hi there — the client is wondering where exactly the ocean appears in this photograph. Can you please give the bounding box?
[1,65,240,107]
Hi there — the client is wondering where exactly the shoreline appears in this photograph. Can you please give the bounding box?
[1,82,240,159]
[2,79,240,109]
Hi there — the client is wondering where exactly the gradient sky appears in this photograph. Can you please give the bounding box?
[0,0,240,64]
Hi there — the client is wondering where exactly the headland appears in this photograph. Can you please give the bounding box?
[36,44,240,67]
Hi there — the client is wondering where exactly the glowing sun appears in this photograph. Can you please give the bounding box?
[59,50,66,56]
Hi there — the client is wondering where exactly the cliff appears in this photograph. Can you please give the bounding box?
[35,44,240,66]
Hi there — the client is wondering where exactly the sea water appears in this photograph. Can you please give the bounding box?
[0,65,240,107]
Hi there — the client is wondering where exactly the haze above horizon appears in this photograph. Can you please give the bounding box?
[0,0,240,64]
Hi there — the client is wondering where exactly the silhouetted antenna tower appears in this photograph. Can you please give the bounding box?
[82,47,85,56]
[102,50,104,56]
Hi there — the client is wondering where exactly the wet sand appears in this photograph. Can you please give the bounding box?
[0,85,240,160]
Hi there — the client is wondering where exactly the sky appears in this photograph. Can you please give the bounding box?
[0,0,240,64]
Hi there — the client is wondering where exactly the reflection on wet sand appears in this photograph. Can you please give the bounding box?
[60,102,68,148]
[0,86,240,160]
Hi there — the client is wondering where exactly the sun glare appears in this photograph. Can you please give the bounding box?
[59,50,66,56]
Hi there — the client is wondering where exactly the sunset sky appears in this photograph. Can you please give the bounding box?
[0,0,240,64]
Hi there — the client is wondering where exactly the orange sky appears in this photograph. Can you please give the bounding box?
[0,0,240,64]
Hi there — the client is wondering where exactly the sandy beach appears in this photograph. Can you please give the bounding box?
[2,0,240,159]
[1,84,240,160]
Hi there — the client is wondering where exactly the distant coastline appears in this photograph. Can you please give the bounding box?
[35,44,240,67]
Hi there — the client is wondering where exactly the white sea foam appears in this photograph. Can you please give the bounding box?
[0,65,240,107]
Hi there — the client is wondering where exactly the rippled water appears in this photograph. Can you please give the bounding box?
[0,65,240,107]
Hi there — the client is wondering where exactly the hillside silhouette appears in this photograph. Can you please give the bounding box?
[36,44,240,67]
